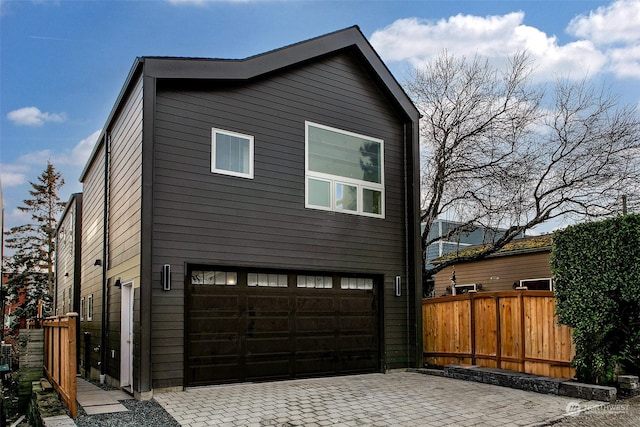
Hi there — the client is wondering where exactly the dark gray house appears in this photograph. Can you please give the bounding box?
[75,26,421,398]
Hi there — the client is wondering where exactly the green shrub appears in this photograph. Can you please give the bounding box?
[551,214,640,384]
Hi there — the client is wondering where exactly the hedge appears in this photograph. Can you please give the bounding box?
[551,214,640,384]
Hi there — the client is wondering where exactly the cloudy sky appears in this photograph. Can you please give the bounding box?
[1,0,639,234]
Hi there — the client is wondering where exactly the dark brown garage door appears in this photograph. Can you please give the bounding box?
[185,268,380,386]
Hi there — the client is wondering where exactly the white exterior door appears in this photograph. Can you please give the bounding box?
[120,281,134,390]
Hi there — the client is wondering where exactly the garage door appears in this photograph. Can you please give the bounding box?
[185,267,380,386]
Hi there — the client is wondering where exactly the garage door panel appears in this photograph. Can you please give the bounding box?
[189,317,238,333]
[340,296,375,312]
[295,335,335,351]
[296,317,335,332]
[246,337,290,354]
[295,356,335,376]
[190,294,239,310]
[189,363,241,384]
[295,296,335,311]
[339,316,376,331]
[247,295,290,311]
[189,338,239,356]
[247,316,290,334]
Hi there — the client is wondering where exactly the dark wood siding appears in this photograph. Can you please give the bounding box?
[55,200,76,315]
[433,251,553,297]
[80,149,105,376]
[151,52,410,388]
[104,76,144,383]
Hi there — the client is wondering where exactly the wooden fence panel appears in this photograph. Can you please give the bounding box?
[423,291,575,379]
[43,313,78,418]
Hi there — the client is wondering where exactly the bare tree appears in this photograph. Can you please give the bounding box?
[406,51,640,295]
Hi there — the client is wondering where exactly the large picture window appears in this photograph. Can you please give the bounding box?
[305,122,384,218]
[211,128,254,179]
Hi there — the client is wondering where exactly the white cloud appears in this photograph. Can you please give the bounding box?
[567,0,640,79]
[14,130,100,168]
[567,0,640,45]
[0,164,29,187]
[7,106,67,127]
[371,7,640,80]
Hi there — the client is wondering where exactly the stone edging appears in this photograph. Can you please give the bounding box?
[408,365,617,403]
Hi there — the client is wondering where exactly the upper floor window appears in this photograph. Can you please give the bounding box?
[211,128,254,179]
[305,122,384,218]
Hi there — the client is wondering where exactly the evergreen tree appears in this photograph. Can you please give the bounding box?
[4,162,65,329]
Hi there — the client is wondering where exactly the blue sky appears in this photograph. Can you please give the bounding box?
[1,0,639,235]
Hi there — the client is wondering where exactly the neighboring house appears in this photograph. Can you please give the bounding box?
[71,26,422,398]
[422,220,519,297]
[54,193,82,368]
[432,234,553,297]
[424,220,510,270]
[54,193,82,317]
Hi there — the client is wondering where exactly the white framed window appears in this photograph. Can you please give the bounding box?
[305,121,384,218]
[87,294,93,321]
[80,297,85,321]
[519,278,553,291]
[211,128,254,179]
[452,283,479,296]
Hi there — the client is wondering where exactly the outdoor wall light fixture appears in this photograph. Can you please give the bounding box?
[114,279,122,288]
[94,259,102,267]
[64,273,69,277]
[161,264,171,291]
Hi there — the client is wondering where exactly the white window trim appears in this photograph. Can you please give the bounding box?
[452,283,478,296]
[519,278,554,291]
[305,121,385,218]
[211,127,254,179]
[80,297,85,321]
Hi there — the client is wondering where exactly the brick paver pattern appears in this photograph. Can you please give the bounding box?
[154,372,595,427]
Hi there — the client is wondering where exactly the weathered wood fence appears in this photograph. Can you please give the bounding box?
[423,291,575,379]
[43,313,78,418]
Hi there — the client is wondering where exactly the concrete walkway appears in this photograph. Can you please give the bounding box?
[76,378,131,415]
[154,371,593,426]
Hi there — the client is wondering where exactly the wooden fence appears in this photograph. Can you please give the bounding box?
[423,291,575,379]
[43,313,78,418]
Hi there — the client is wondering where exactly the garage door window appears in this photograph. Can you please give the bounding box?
[297,275,333,288]
[247,273,288,287]
[340,277,374,290]
[191,270,237,286]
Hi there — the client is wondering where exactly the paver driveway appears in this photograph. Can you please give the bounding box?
[154,371,595,426]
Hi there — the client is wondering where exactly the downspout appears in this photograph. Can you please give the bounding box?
[403,122,411,367]
[100,133,110,382]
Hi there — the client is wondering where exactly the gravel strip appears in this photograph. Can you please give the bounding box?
[74,380,180,427]
[74,398,180,427]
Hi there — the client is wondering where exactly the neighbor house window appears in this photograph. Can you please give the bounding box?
[519,278,553,291]
[211,128,254,179]
[305,122,384,218]
[80,297,85,321]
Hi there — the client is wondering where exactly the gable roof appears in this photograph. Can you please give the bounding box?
[80,26,419,181]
